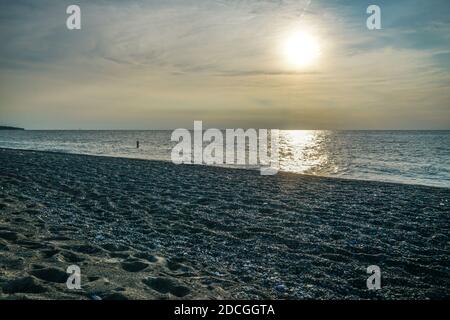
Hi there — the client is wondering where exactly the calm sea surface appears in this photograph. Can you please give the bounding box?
[1,130,449,188]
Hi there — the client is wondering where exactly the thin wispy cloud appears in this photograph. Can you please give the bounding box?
[0,0,448,129]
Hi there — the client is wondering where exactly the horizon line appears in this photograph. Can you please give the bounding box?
[3,128,450,131]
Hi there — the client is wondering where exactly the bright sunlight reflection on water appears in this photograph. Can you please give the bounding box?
[0,130,449,187]
[278,130,337,175]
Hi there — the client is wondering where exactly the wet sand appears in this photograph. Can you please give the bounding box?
[0,148,449,300]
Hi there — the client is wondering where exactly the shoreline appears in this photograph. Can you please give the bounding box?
[1,148,449,299]
[1,147,448,190]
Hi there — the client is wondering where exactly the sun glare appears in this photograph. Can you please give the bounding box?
[283,31,321,68]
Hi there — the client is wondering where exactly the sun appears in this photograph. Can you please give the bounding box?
[282,31,321,68]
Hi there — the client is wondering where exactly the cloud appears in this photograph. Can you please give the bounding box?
[0,0,449,129]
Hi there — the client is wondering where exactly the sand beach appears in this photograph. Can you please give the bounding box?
[0,148,448,299]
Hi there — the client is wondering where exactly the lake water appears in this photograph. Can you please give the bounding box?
[1,130,449,188]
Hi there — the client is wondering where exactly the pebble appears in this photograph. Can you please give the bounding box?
[274,284,287,292]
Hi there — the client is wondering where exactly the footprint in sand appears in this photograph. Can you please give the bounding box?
[121,259,149,272]
[30,266,68,283]
[2,276,47,294]
[41,248,60,259]
[109,252,131,259]
[142,277,191,297]
[0,230,19,241]
[44,235,71,241]
[166,259,194,274]
[60,250,85,263]
[87,276,101,282]
[133,252,158,263]
[1,257,25,270]
[102,292,129,300]
[65,244,103,255]
[101,243,129,252]
[0,240,9,251]
[15,239,48,249]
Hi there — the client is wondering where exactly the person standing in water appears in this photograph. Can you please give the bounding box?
[136,140,140,149]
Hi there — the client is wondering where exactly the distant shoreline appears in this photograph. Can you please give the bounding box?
[0,126,24,131]
[1,128,449,131]
[0,146,448,190]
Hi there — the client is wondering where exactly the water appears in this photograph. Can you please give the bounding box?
[0,130,449,188]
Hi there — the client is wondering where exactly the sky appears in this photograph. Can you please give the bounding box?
[0,0,449,130]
